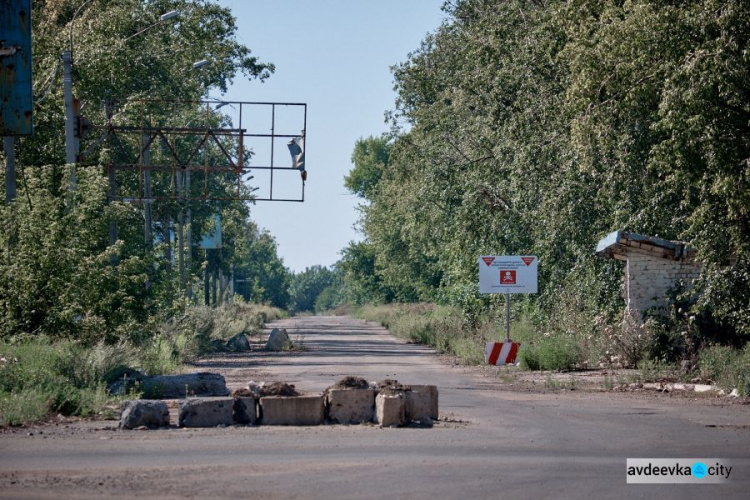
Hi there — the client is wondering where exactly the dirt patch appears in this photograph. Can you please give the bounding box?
[259,382,299,397]
[330,376,370,390]
[377,379,407,395]
[230,387,255,398]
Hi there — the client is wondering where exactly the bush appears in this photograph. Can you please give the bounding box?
[354,303,503,365]
[519,335,584,371]
[0,337,117,426]
[699,345,750,396]
[0,303,287,426]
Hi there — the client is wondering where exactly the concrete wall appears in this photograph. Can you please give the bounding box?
[624,248,701,318]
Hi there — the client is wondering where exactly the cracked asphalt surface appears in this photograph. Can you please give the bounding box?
[1,315,748,499]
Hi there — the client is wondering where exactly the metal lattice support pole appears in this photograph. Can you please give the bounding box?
[204,250,209,306]
[142,134,152,245]
[108,164,118,264]
[4,137,16,204]
[178,209,185,291]
[62,51,77,186]
[186,166,193,300]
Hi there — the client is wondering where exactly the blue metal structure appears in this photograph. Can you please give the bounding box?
[1,0,33,136]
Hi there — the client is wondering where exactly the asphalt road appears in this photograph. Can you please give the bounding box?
[1,315,748,499]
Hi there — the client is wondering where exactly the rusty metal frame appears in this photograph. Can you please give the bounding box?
[79,99,307,203]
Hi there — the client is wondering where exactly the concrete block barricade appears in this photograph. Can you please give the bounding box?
[178,397,235,427]
[122,375,437,429]
[141,372,229,399]
[233,397,258,425]
[376,391,406,427]
[404,385,439,422]
[260,395,325,426]
[120,400,170,429]
[326,388,375,424]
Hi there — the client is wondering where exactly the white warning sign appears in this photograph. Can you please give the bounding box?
[479,255,538,294]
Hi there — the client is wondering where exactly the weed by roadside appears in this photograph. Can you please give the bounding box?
[353,303,529,365]
[544,374,578,390]
[352,302,750,396]
[698,344,750,396]
[519,334,584,371]
[0,303,286,427]
[0,338,125,426]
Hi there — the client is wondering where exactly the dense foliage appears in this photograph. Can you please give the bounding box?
[0,0,286,344]
[288,265,339,313]
[344,0,750,349]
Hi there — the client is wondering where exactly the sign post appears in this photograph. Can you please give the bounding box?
[479,255,538,365]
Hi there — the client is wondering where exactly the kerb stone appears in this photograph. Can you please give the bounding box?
[120,400,170,429]
[376,392,405,427]
[405,385,438,422]
[326,388,375,424]
[260,395,324,426]
[178,397,235,427]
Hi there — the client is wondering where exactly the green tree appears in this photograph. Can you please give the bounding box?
[0,0,281,341]
[346,0,750,342]
[231,220,289,309]
[345,136,391,199]
[288,266,336,313]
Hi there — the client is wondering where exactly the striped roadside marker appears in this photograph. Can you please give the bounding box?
[485,341,520,366]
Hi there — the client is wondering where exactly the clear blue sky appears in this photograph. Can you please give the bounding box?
[215,0,447,273]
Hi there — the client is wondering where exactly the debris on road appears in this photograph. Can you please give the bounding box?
[119,400,170,429]
[141,372,229,399]
[376,391,406,427]
[226,333,250,352]
[178,398,235,428]
[265,327,291,351]
[260,395,326,426]
[326,377,375,424]
[120,377,439,429]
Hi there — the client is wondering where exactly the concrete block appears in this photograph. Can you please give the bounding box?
[376,392,405,427]
[233,397,258,425]
[142,372,228,399]
[260,395,324,426]
[405,385,439,422]
[178,397,235,427]
[326,388,375,424]
[120,400,170,429]
[226,333,250,352]
[266,328,290,351]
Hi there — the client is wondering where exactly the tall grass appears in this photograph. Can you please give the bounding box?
[355,303,532,366]
[355,303,595,371]
[0,338,118,426]
[0,303,286,426]
[699,345,750,396]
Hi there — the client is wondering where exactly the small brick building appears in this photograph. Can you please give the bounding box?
[595,230,701,319]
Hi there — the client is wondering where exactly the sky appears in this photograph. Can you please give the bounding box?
[215,0,447,273]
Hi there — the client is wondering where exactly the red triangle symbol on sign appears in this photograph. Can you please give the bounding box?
[481,256,495,266]
[521,256,535,266]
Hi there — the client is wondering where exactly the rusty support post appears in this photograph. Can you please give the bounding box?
[4,137,15,204]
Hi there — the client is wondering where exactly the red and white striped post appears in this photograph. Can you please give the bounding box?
[484,341,520,366]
